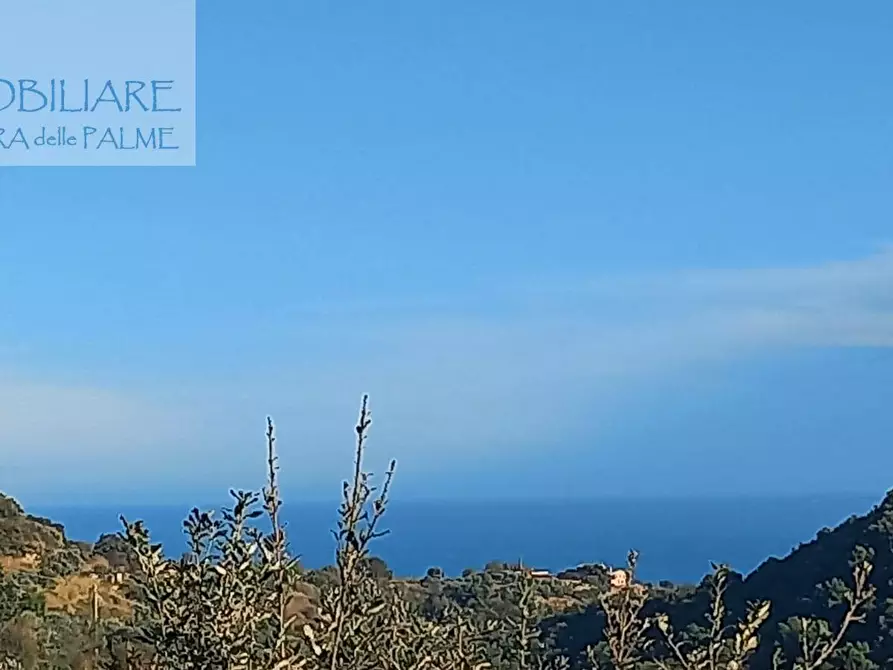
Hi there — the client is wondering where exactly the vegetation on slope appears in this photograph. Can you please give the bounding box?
[0,396,888,669]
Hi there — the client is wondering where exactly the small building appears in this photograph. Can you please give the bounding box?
[610,569,630,590]
[106,571,126,585]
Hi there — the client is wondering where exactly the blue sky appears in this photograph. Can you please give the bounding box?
[2,1,892,504]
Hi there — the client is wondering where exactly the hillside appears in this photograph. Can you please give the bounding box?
[549,489,893,667]
[0,493,133,626]
[1,481,890,668]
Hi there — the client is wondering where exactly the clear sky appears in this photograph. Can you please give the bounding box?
[2,1,892,504]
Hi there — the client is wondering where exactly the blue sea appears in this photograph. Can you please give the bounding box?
[33,495,879,585]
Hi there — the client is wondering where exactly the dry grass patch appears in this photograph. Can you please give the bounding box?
[0,553,39,573]
[44,574,132,619]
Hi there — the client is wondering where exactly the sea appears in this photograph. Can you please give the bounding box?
[32,495,880,585]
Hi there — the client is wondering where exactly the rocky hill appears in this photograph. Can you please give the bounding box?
[0,494,72,560]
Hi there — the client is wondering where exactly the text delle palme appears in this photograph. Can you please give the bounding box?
[0,126,179,151]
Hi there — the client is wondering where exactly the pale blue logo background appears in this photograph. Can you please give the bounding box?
[0,0,195,166]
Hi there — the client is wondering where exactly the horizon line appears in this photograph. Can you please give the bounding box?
[26,489,886,511]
